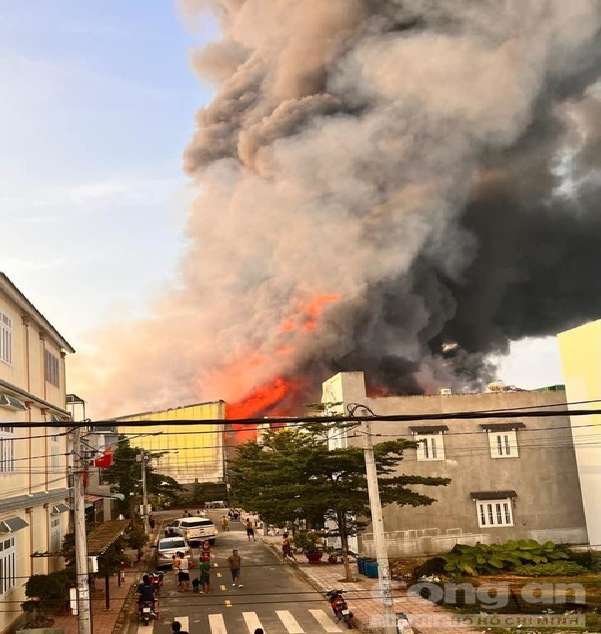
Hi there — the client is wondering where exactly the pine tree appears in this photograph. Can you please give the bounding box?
[229,424,450,580]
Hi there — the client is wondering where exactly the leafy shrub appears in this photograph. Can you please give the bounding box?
[25,572,70,612]
[512,562,588,577]
[128,524,149,550]
[441,540,571,576]
[292,531,323,553]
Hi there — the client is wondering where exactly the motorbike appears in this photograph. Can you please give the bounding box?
[149,571,164,594]
[138,600,155,626]
[326,589,353,629]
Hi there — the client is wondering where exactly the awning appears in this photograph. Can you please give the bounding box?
[87,520,130,556]
[0,516,29,533]
[84,494,103,510]
[470,490,517,501]
[0,394,27,411]
[51,503,70,515]
[409,425,449,434]
[480,422,526,432]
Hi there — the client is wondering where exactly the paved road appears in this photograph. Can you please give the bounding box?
[137,513,346,633]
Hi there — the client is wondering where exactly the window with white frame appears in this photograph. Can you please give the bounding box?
[50,516,61,553]
[0,427,15,473]
[0,312,12,366]
[476,499,514,527]
[0,536,16,595]
[488,430,518,458]
[416,433,445,461]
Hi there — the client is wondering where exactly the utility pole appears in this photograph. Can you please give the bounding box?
[354,407,396,634]
[73,426,92,634]
[140,449,150,535]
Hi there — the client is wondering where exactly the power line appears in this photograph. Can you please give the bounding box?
[5,399,601,429]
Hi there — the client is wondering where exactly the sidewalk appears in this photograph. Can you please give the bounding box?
[47,529,160,634]
[260,533,480,634]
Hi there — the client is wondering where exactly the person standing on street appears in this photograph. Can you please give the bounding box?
[282,532,297,563]
[245,517,256,541]
[221,515,230,531]
[200,560,212,594]
[227,549,243,588]
[175,551,191,592]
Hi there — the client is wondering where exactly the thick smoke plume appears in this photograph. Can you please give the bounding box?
[75,0,601,416]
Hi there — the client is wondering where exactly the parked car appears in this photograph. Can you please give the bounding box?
[155,537,191,569]
[164,517,217,546]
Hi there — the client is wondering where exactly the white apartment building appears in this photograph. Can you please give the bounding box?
[0,272,74,633]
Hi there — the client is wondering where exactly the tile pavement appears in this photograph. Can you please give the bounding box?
[260,533,481,634]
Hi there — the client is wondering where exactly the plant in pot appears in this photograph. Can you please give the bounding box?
[293,531,324,564]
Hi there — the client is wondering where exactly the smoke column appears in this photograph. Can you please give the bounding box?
[75,1,601,416]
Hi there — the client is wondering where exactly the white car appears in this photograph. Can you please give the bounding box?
[155,537,191,568]
[164,517,217,546]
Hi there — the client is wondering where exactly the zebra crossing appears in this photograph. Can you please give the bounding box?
[143,608,344,633]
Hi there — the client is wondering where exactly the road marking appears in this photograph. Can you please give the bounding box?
[138,617,154,633]
[276,610,304,633]
[310,609,343,632]
[242,611,264,632]
[220,584,226,591]
[216,572,222,578]
[209,613,228,633]
[173,616,189,632]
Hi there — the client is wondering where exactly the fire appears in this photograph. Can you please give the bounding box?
[220,293,341,444]
[227,376,293,420]
[225,375,302,445]
[279,294,340,334]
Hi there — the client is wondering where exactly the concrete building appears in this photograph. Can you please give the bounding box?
[114,401,226,485]
[322,372,587,557]
[558,320,601,549]
[0,272,74,633]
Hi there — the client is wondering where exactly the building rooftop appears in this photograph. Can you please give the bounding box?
[0,272,75,353]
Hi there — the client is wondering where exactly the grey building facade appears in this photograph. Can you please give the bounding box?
[322,372,588,557]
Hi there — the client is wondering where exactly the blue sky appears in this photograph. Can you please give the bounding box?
[0,1,215,342]
[0,1,564,389]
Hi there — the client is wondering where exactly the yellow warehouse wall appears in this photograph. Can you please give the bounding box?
[558,320,601,547]
[116,401,226,485]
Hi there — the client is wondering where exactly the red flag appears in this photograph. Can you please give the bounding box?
[93,449,113,468]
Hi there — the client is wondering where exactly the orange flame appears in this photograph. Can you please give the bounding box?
[220,293,340,444]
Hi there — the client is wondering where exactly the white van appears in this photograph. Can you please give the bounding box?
[165,517,216,545]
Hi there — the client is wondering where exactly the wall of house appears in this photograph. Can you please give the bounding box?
[558,320,601,549]
[323,372,588,557]
[0,283,71,634]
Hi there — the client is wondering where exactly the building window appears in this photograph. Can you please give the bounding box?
[0,536,16,595]
[476,499,514,527]
[50,416,61,472]
[416,433,445,461]
[488,430,518,458]
[0,427,15,473]
[0,312,11,366]
[49,517,61,553]
[44,350,60,387]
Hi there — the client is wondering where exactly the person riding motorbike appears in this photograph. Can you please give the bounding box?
[136,574,159,617]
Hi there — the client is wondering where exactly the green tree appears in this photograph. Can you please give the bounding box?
[102,437,184,518]
[228,424,451,580]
